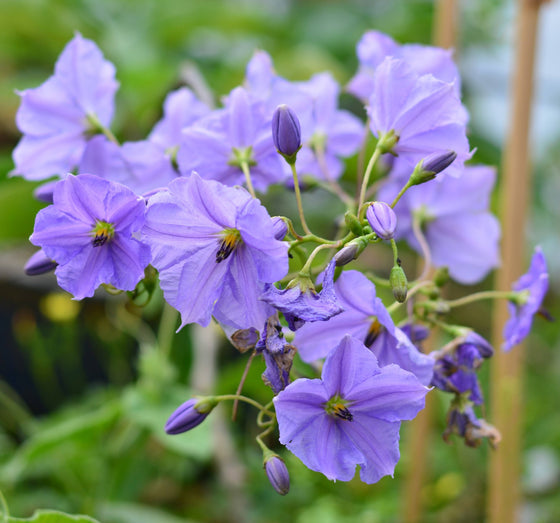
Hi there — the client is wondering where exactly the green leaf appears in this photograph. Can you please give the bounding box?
[8,509,101,523]
[98,502,196,523]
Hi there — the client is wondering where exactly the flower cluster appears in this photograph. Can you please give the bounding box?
[15,31,550,493]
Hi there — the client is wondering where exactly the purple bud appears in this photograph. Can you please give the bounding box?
[271,216,288,240]
[33,180,59,204]
[423,150,457,175]
[264,455,290,495]
[272,105,301,162]
[165,397,217,435]
[366,201,397,240]
[24,249,57,276]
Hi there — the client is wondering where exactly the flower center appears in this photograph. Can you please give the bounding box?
[364,318,383,347]
[216,228,242,263]
[91,220,115,247]
[324,395,353,422]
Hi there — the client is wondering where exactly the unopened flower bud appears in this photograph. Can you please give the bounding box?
[334,239,366,267]
[410,151,457,186]
[390,264,408,303]
[366,202,397,240]
[433,266,450,287]
[271,216,288,240]
[344,211,363,236]
[264,455,290,495]
[33,180,59,204]
[24,249,57,276]
[272,105,301,164]
[165,397,218,435]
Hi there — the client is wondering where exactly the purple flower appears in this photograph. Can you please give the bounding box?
[12,33,118,181]
[503,247,549,351]
[148,87,210,150]
[293,73,364,181]
[366,201,397,240]
[177,87,288,191]
[30,174,151,299]
[348,30,463,103]
[256,315,296,394]
[79,136,177,196]
[261,259,344,331]
[367,58,471,179]
[165,397,217,435]
[142,173,288,329]
[274,335,428,483]
[293,270,434,385]
[379,165,501,285]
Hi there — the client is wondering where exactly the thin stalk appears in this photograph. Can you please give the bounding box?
[232,351,256,421]
[216,394,274,418]
[446,290,519,309]
[390,180,413,209]
[358,147,382,217]
[289,162,312,235]
[157,302,179,357]
[86,112,119,145]
[412,215,432,281]
[240,160,257,198]
[300,243,338,276]
[314,143,354,208]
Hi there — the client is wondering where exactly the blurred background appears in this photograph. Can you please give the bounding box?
[0,0,558,522]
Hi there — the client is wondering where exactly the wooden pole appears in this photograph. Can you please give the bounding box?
[487,1,549,522]
[433,0,459,50]
[402,5,459,522]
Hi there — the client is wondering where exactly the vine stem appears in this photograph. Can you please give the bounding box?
[240,160,257,198]
[289,162,312,235]
[358,146,382,217]
[86,112,120,145]
[300,243,338,275]
[314,143,355,208]
[445,290,520,309]
[232,351,256,421]
[412,215,432,281]
[216,394,275,418]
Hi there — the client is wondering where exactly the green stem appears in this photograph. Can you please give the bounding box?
[445,290,522,309]
[289,162,312,235]
[0,490,9,522]
[300,243,337,275]
[314,143,354,208]
[216,394,274,417]
[86,112,119,145]
[157,302,179,357]
[390,239,399,265]
[240,160,257,198]
[358,146,382,218]
[390,180,413,208]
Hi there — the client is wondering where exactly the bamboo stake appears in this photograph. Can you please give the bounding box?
[403,6,459,521]
[433,0,459,50]
[488,1,548,522]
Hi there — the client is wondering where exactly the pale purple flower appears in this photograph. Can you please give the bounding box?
[294,73,364,181]
[368,58,471,179]
[503,247,549,351]
[12,33,118,181]
[379,165,501,285]
[30,174,151,299]
[348,30,462,103]
[148,87,210,150]
[274,335,428,483]
[79,136,177,196]
[142,173,288,329]
[177,87,288,191]
[293,270,434,385]
[261,260,344,331]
